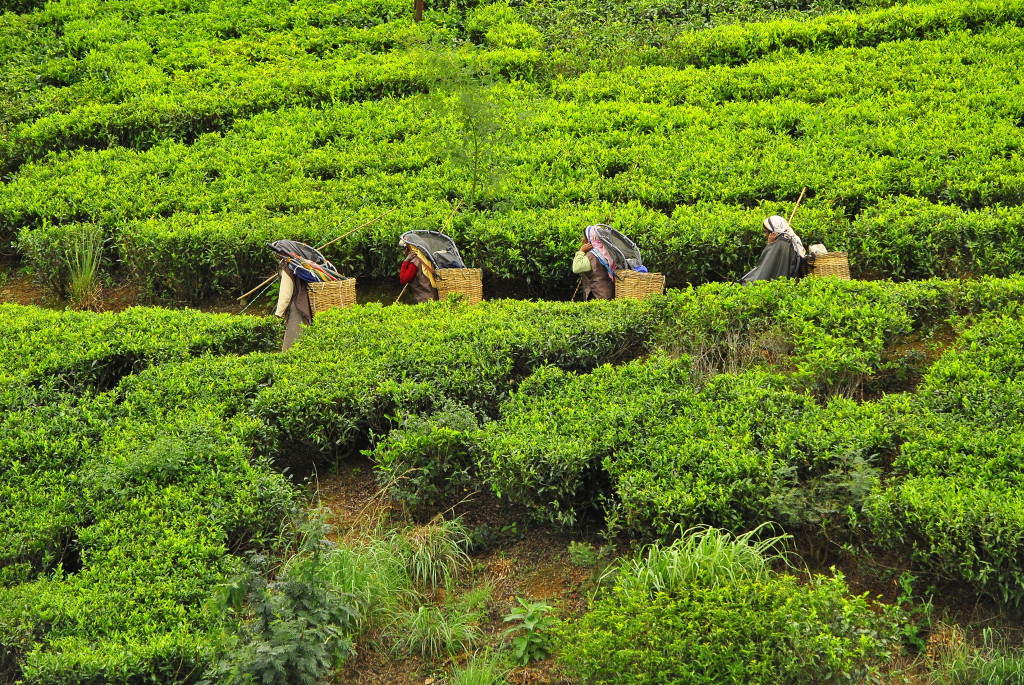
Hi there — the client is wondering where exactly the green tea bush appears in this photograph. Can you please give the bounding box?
[369,400,483,519]
[864,314,1024,607]
[556,530,899,684]
[480,354,693,527]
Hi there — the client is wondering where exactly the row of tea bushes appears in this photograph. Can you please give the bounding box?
[372,278,1024,608]
[3,0,1020,169]
[865,314,1024,607]
[0,297,663,682]
[6,277,1024,680]
[0,303,280,397]
[0,306,291,683]
[4,7,1024,295]
[554,528,901,683]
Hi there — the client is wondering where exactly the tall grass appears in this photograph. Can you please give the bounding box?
[448,649,510,685]
[389,604,482,659]
[927,627,1024,685]
[323,540,418,634]
[388,516,471,590]
[608,524,791,597]
[64,225,104,310]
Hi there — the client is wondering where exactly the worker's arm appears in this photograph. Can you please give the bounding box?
[572,251,592,274]
[399,259,419,285]
[275,269,295,318]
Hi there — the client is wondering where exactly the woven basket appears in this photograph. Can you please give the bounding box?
[807,252,851,280]
[614,269,666,300]
[435,268,483,304]
[307,278,357,315]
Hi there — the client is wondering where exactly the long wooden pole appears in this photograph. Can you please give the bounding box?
[237,272,280,301]
[237,207,397,301]
[394,283,409,304]
[317,207,397,251]
[788,186,807,224]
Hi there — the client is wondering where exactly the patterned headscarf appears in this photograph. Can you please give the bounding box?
[585,225,617,280]
[763,215,806,258]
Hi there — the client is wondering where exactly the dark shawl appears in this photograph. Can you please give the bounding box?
[740,236,801,284]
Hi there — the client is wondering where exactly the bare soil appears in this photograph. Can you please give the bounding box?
[311,455,590,684]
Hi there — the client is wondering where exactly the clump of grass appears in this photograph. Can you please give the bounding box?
[389,603,482,659]
[64,225,104,310]
[448,648,510,685]
[388,516,471,590]
[927,626,1024,685]
[323,539,418,634]
[607,524,790,596]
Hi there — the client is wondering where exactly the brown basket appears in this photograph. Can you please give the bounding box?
[614,269,666,300]
[435,268,483,304]
[806,252,850,280]
[307,278,357,315]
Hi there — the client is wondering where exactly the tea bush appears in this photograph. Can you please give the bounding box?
[864,314,1024,607]
[3,0,1024,293]
[555,530,899,684]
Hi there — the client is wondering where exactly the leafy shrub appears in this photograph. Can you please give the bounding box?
[202,545,358,685]
[503,598,555,665]
[369,400,483,519]
[556,529,899,684]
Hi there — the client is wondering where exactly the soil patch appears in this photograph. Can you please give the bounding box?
[313,455,592,685]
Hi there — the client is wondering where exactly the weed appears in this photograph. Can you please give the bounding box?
[503,597,555,665]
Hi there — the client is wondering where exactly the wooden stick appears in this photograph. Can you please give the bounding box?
[394,283,409,304]
[440,200,463,235]
[571,276,582,302]
[788,186,807,224]
[237,272,279,301]
[317,207,397,250]
[238,207,397,301]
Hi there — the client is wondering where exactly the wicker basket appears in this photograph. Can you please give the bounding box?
[614,269,666,300]
[806,252,851,280]
[435,268,483,304]
[307,278,357,315]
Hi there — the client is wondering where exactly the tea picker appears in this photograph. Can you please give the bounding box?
[269,240,342,350]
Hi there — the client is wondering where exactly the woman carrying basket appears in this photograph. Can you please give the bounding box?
[399,238,439,303]
[739,215,806,284]
[572,225,616,300]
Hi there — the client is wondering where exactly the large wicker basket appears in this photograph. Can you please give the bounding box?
[307,278,357,315]
[806,252,851,280]
[435,268,483,304]
[615,269,666,300]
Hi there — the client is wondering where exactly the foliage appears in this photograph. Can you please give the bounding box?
[387,517,471,590]
[447,648,510,685]
[555,529,900,684]
[4,0,1024,294]
[6,276,1024,680]
[502,598,555,665]
[369,400,483,520]
[202,538,358,685]
[863,314,1024,607]
[388,603,482,659]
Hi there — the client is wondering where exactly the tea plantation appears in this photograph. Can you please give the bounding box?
[4,0,1024,681]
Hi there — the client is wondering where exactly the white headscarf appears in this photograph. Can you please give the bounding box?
[763,215,806,258]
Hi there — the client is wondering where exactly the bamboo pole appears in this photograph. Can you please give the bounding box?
[394,283,409,304]
[317,207,397,251]
[238,207,397,301]
[237,272,280,301]
[788,186,807,224]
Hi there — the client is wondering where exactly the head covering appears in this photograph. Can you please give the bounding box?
[763,215,806,258]
[584,225,617,280]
